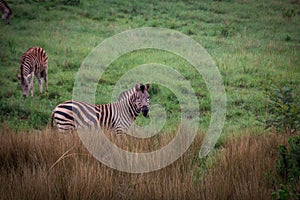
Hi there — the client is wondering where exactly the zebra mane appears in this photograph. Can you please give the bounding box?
[19,70,25,82]
[140,84,145,93]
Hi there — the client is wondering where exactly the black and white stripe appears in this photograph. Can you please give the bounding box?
[0,0,11,24]
[51,83,150,133]
[17,47,48,97]
[118,86,136,101]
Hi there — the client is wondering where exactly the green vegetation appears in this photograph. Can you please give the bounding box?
[0,0,299,132]
[272,135,300,200]
[0,0,299,199]
[265,85,300,134]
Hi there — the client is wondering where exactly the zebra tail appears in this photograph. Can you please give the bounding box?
[50,111,55,128]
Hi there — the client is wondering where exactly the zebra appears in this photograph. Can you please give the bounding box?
[17,47,48,97]
[0,0,12,24]
[51,83,150,133]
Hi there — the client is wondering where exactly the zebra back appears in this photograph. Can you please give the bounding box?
[51,100,101,131]
[20,47,48,78]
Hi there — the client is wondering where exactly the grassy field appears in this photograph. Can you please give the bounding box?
[0,0,299,199]
[0,126,293,199]
[0,0,299,131]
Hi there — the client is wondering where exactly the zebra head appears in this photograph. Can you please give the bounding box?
[132,83,150,117]
[17,74,30,97]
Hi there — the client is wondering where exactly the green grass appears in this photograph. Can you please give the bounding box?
[0,0,299,132]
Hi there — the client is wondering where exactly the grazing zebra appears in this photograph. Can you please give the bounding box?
[17,47,48,97]
[51,83,150,133]
[0,0,12,24]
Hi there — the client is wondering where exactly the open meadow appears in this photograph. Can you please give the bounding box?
[0,0,299,199]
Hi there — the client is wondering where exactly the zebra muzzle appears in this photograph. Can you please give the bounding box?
[142,106,149,117]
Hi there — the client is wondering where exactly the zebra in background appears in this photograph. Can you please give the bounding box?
[17,47,48,97]
[0,0,12,24]
[51,83,150,133]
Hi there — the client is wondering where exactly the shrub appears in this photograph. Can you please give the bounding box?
[265,86,300,134]
[272,135,300,200]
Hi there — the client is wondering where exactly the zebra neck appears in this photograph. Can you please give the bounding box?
[20,71,27,83]
[20,62,33,78]
[128,99,140,120]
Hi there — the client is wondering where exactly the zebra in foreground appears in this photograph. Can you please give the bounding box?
[17,47,48,97]
[0,0,12,24]
[51,83,150,133]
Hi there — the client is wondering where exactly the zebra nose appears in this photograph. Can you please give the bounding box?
[23,94,27,98]
[142,106,149,117]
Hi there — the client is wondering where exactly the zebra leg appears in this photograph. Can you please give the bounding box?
[29,73,35,96]
[36,73,43,95]
[2,14,9,24]
[43,70,48,92]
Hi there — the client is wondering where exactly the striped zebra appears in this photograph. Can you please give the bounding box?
[0,0,12,24]
[51,83,150,133]
[17,47,48,97]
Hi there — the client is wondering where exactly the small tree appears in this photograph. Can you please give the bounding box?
[265,86,300,134]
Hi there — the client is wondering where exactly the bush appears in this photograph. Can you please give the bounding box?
[272,135,300,200]
[265,86,300,134]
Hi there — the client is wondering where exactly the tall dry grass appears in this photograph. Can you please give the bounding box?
[0,126,290,200]
[199,132,289,200]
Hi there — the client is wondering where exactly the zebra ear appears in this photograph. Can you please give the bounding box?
[145,83,150,91]
[135,83,141,91]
